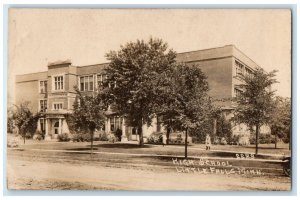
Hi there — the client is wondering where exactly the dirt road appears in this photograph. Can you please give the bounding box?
[7,148,291,191]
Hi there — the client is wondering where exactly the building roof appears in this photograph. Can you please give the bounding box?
[48,60,72,66]
[15,44,262,81]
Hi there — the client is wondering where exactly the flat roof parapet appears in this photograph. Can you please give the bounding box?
[48,60,72,67]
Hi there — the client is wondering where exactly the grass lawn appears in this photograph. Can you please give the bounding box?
[14,139,290,160]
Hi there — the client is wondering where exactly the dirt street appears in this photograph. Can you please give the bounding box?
[7,148,291,191]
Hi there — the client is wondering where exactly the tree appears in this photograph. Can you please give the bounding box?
[269,96,291,149]
[104,38,177,146]
[10,102,40,144]
[159,63,212,158]
[234,68,277,154]
[71,88,106,153]
[215,111,233,143]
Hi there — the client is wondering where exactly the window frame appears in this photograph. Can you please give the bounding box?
[234,88,243,98]
[235,60,244,76]
[79,74,94,91]
[39,99,48,112]
[39,80,48,94]
[52,74,65,92]
[53,102,63,110]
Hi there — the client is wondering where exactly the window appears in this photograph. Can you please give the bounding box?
[53,103,63,110]
[110,116,122,131]
[235,60,244,76]
[39,81,47,93]
[40,100,47,112]
[54,75,64,91]
[97,74,104,87]
[234,88,242,98]
[245,67,253,78]
[80,75,94,91]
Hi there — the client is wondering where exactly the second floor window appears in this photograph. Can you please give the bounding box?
[53,103,63,110]
[39,81,47,93]
[54,76,64,91]
[80,75,94,91]
[245,67,253,78]
[40,100,47,112]
[235,60,244,76]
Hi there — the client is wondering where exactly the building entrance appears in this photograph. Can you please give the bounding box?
[54,121,59,135]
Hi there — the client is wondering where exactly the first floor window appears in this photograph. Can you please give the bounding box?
[234,88,242,98]
[97,74,104,88]
[40,100,47,112]
[110,116,122,131]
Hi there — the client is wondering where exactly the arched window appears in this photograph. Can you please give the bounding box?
[54,122,59,127]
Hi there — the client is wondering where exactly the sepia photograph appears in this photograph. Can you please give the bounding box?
[6,8,292,191]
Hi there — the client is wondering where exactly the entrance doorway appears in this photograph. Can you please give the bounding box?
[54,121,59,135]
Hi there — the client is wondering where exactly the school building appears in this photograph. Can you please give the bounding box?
[15,45,268,141]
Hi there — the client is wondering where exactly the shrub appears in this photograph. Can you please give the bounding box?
[230,135,240,145]
[147,132,163,144]
[238,135,250,146]
[249,133,274,144]
[107,133,117,143]
[25,132,33,139]
[115,129,122,141]
[213,137,220,145]
[71,133,91,142]
[33,130,44,141]
[168,132,187,144]
[97,130,108,141]
[58,133,71,142]
[189,129,207,144]
[220,137,227,145]
[33,134,43,141]
[7,134,21,148]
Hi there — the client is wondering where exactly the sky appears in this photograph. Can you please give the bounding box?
[8,9,291,104]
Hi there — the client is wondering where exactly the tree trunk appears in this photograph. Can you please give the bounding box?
[23,133,26,144]
[166,127,170,145]
[90,129,94,155]
[212,118,217,139]
[274,134,277,149]
[185,128,188,159]
[138,119,144,147]
[255,124,259,155]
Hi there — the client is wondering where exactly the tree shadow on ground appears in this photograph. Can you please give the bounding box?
[243,146,287,150]
[91,143,153,149]
[67,148,99,151]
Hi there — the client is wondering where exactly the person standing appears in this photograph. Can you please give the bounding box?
[205,134,211,150]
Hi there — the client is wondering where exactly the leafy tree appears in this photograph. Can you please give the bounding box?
[234,68,277,154]
[159,63,212,158]
[71,88,106,152]
[269,96,291,149]
[216,112,233,143]
[104,38,177,146]
[10,102,40,144]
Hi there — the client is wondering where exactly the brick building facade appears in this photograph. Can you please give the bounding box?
[15,45,269,141]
